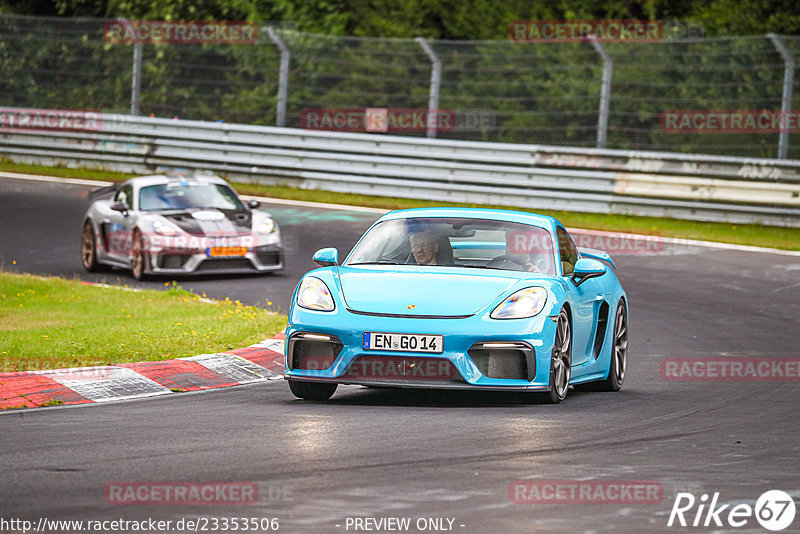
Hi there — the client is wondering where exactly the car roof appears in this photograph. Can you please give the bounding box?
[376,207,561,230]
[122,173,230,188]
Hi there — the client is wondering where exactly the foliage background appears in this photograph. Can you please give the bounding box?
[1,1,799,158]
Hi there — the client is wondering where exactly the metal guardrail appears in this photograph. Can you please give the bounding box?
[2,112,800,227]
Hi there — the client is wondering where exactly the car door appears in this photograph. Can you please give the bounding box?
[557,226,603,367]
[101,184,135,262]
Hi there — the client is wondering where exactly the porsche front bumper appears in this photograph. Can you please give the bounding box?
[283,307,559,391]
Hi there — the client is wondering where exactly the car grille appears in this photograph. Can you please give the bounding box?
[195,259,254,272]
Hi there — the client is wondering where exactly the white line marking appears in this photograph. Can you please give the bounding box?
[241,194,386,214]
[46,366,171,402]
[251,338,286,354]
[183,353,276,383]
[565,226,800,257]
[0,171,112,187]
[3,170,799,256]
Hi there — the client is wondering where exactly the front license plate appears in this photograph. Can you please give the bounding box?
[207,246,247,257]
[363,332,443,353]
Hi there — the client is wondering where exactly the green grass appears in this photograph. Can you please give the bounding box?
[0,159,132,182]
[2,159,799,250]
[0,273,287,372]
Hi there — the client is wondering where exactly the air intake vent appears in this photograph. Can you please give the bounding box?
[468,342,534,380]
[158,254,190,269]
[593,302,610,359]
[288,334,343,371]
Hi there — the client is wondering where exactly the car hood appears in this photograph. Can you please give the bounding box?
[158,209,252,236]
[339,266,527,317]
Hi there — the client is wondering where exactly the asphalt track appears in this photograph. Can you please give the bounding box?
[1,175,800,533]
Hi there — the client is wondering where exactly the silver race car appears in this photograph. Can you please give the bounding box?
[81,173,283,279]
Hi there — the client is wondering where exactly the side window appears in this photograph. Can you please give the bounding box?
[556,227,578,276]
[115,185,134,210]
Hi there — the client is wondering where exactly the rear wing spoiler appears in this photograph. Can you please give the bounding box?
[578,247,616,270]
[89,183,120,201]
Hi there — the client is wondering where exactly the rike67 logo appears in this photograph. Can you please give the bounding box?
[668,490,796,531]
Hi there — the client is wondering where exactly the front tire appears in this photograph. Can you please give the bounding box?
[288,380,337,401]
[540,309,572,404]
[576,300,628,392]
[131,229,150,281]
[81,221,103,272]
[596,301,628,391]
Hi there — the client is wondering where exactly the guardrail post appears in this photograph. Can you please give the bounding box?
[130,42,143,116]
[415,37,442,138]
[590,40,613,149]
[267,26,290,128]
[768,34,795,159]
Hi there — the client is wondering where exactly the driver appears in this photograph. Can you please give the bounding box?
[409,229,440,266]
[505,231,546,273]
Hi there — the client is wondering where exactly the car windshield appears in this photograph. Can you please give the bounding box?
[138,183,245,212]
[345,217,556,274]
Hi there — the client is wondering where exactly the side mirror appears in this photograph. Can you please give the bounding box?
[248,199,261,209]
[313,247,339,267]
[571,258,607,286]
[111,202,129,216]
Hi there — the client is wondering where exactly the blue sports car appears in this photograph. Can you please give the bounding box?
[284,208,628,403]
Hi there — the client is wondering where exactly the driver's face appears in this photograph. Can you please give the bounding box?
[410,233,439,265]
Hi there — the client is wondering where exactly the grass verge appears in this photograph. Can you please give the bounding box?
[0,272,287,372]
[2,159,799,250]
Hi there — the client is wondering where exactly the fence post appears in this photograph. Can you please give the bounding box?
[130,42,143,115]
[267,26,290,128]
[768,34,795,159]
[415,37,442,138]
[590,40,613,149]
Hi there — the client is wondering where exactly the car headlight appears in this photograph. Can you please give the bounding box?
[490,287,548,319]
[297,277,335,311]
[152,220,180,237]
[257,219,276,234]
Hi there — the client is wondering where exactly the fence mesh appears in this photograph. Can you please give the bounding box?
[1,15,799,159]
